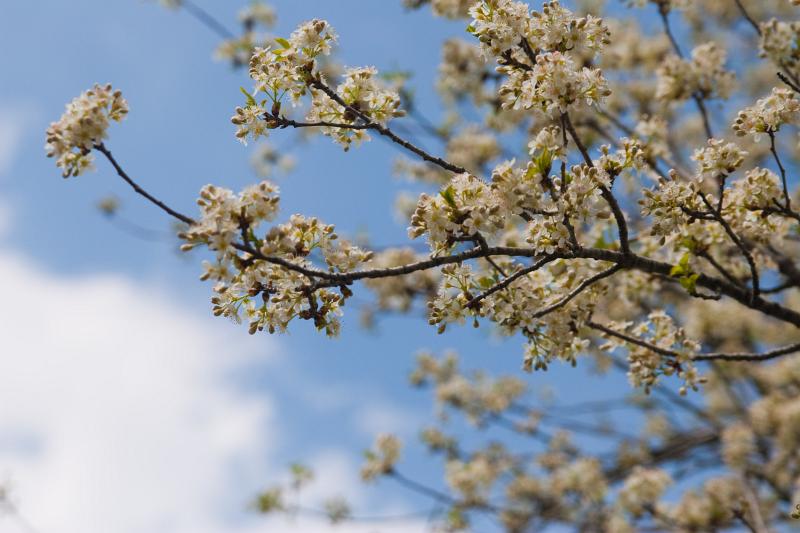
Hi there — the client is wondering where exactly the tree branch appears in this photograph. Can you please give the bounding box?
[94,143,196,226]
[588,320,800,362]
[658,8,714,139]
[180,0,237,40]
[308,78,467,175]
[563,113,631,254]
[93,146,800,329]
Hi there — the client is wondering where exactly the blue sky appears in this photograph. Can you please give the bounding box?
[0,1,638,532]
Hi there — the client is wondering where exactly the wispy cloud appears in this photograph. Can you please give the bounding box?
[0,248,426,533]
[0,249,278,533]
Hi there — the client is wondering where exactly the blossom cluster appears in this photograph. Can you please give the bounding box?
[363,248,440,313]
[106,1,800,530]
[499,51,610,117]
[206,2,280,66]
[759,18,800,71]
[641,126,790,246]
[468,1,611,117]
[234,19,404,150]
[599,311,704,394]
[360,434,401,481]
[231,19,337,143]
[428,0,474,19]
[179,181,372,337]
[307,66,404,150]
[655,42,736,102]
[250,142,296,178]
[45,84,128,177]
[733,86,800,140]
[411,351,527,422]
[617,466,672,517]
[469,0,609,58]
[409,139,643,253]
[436,39,489,104]
[691,138,746,181]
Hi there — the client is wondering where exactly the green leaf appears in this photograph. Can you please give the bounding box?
[593,235,609,250]
[275,37,291,49]
[679,273,700,293]
[240,87,257,107]
[477,276,495,289]
[440,185,458,209]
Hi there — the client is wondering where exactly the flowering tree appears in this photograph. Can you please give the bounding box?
[43,0,800,530]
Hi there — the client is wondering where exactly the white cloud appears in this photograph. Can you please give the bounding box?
[0,249,278,533]
[0,248,426,533]
[289,376,422,438]
[355,403,422,438]
[262,450,428,533]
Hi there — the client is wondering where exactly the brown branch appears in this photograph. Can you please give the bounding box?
[696,249,743,289]
[692,95,714,140]
[180,0,237,40]
[778,71,800,94]
[768,130,792,210]
[588,320,679,357]
[732,0,761,34]
[657,8,714,139]
[658,7,684,59]
[692,342,800,362]
[465,255,559,309]
[94,144,196,226]
[308,78,467,175]
[91,147,800,329]
[563,113,631,255]
[529,265,622,319]
[589,320,800,362]
[697,192,760,301]
[268,115,373,131]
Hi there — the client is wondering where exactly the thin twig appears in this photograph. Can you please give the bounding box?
[91,147,800,329]
[778,71,800,94]
[697,192,759,301]
[588,320,800,362]
[768,130,791,210]
[697,250,743,289]
[563,113,631,254]
[658,8,714,139]
[95,144,195,225]
[529,265,621,319]
[692,95,714,139]
[731,0,761,34]
[465,256,559,308]
[308,79,467,175]
[180,0,237,40]
[658,8,684,59]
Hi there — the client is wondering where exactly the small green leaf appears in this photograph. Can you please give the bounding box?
[440,185,458,209]
[478,276,495,289]
[275,37,291,49]
[240,87,257,107]
[593,235,609,249]
[679,273,700,293]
